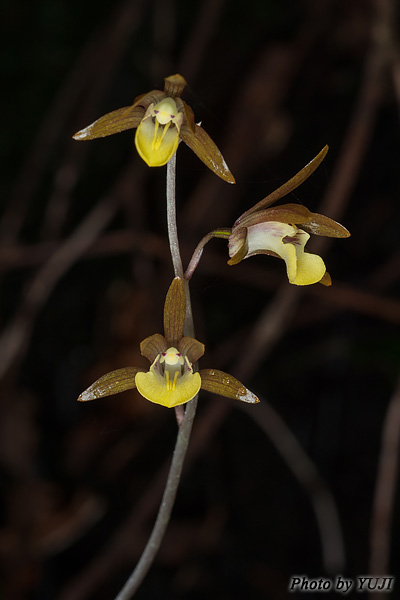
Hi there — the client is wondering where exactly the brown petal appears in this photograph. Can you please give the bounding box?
[176,98,196,133]
[237,145,329,220]
[131,90,166,107]
[235,202,350,239]
[72,91,166,140]
[164,73,187,97]
[78,367,144,401]
[199,369,259,403]
[163,277,186,346]
[237,203,313,228]
[180,123,235,184]
[73,106,145,140]
[227,227,249,265]
[300,213,351,238]
[140,333,168,362]
[178,336,205,363]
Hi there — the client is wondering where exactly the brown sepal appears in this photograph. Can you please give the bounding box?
[140,333,168,363]
[300,213,351,238]
[164,73,187,98]
[72,90,166,141]
[73,105,145,140]
[237,145,329,220]
[78,367,144,401]
[237,204,313,228]
[178,337,205,363]
[199,369,260,403]
[236,202,350,239]
[180,123,235,184]
[163,277,186,346]
[319,271,332,286]
[177,98,196,134]
[130,90,165,112]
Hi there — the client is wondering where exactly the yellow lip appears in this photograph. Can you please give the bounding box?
[135,118,180,167]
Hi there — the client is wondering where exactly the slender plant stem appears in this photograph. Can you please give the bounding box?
[114,400,198,600]
[165,153,194,336]
[185,228,231,281]
[166,153,183,279]
[114,152,198,599]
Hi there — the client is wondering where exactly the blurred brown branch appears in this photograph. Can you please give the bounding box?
[369,374,400,582]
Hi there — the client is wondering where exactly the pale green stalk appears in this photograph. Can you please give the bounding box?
[114,153,198,599]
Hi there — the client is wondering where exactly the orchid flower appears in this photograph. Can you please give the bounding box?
[73,74,235,183]
[78,278,258,408]
[228,146,350,285]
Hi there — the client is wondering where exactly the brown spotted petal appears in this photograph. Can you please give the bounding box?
[163,277,186,346]
[199,369,259,404]
[140,333,168,363]
[237,145,329,221]
[78,367,144,402]
[178,336,205,364]
[180,123,235,184]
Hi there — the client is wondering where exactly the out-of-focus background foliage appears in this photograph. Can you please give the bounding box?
[1,0,400,598]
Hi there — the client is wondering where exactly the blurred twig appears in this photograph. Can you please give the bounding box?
[314,0,393,254]
[233,286,346,573]
[2,235,400,325]
[0,197,116,380]
[182,34,315,230]
[1,0,146,245]
[0,157,144,381]
[178,0,226,82]
[369,374,400,583]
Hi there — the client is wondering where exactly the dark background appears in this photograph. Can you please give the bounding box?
[1,0,400,598]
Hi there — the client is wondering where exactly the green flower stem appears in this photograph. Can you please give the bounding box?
[114,152,198,600]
